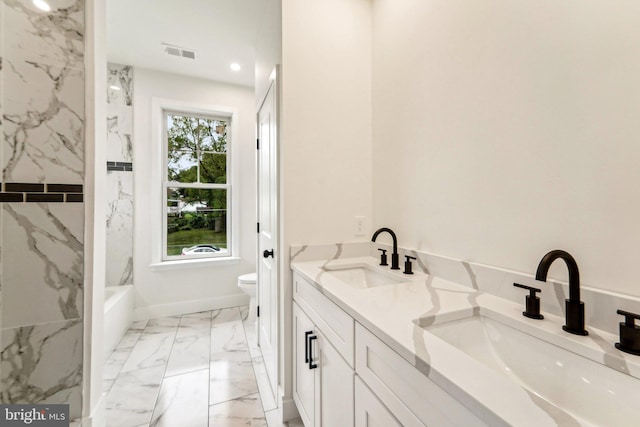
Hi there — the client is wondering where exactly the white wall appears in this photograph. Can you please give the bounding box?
[372,0,640,296]
[133,68,256,316]
[255,0,282,109]
[279,0,372,414]
[282,0,373,247]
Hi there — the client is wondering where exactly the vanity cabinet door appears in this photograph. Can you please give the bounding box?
[293,302,355,427]
[293,303,318,427]
[318,330,354,427]
[355,376,402,427]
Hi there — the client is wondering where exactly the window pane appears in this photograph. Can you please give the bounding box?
[200,152,227,183]
[168,149,197,182]
[167,114,228,184]
[200,120,228,152]
[166,187,228,256]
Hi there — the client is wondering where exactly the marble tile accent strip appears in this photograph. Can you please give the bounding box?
[0,182,84,202]
[5,182,44,192]
[107,161,133,172]
[0,193,24,202]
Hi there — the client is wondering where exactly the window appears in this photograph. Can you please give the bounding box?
[163,111,231,260]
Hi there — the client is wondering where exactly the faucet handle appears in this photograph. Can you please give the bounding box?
[403,255,416,275]
[615,309,640,356]
[377,248,388,266]
[513,283,544,320]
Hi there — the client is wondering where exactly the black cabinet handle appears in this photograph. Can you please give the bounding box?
[304,331,312,363]
[308,335,318,369]
[263,249,274,258]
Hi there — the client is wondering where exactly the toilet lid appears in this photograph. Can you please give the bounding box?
[238,272,257,284]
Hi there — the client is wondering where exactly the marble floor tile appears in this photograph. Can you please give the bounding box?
[209,393,267,427]
[104,347,133,381]
[242,314,261,358]
[144,316,181,334]
[105,366,165,427]
[209,355,259,405]
[116,329,143,350]
[252,356,277,412]
[182,310,213,321]
[264,411,305,427]
[211,307,241,325]
[120,331,176,373]
[149,369,209,427]
[165,321,211,377]
[211,319,248,355]
[103,306,280,427]
[132,319,149,330]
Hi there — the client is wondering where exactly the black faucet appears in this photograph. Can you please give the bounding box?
[371,227,400,270]
[535,249,588,336]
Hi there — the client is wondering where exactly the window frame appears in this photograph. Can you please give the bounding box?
[150,98,240,266]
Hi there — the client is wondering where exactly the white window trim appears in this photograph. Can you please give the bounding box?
[150,98,240,267]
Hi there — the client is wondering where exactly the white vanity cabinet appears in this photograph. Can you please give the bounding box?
[292,270,487,427]
[293,273,355,427]
[355,376,402,427]
[355,324,489,427]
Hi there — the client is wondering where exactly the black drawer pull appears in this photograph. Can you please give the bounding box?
[308,335,318,369]
[304,331,313,363]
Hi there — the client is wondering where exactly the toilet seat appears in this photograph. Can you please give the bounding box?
[238,272,257,285]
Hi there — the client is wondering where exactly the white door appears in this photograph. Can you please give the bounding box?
[257,73,279,400]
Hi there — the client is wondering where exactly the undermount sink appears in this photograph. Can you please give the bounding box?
[321,263,407,289]
[416,310,640,427]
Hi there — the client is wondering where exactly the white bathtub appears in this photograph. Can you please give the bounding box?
[104,285,134,358]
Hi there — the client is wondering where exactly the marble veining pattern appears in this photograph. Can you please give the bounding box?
[106,63,133,162]
[105,63,133,287]
[150,369,209,427]
[1,0,86,421]
[2,57,84,183]
[0,319,83,419]
[3,0,84,70]
[2,203,83,327]
[106,169,133,286]
[292,242,640,427]
[104,307,302,427]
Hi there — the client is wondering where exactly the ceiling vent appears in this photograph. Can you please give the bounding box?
[162,43,196,60]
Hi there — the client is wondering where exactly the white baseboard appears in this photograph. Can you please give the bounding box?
[133,293,250,320]
[76,391,106,427]
[280,394,299,422]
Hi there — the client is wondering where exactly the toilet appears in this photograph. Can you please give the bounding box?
[238,272,257,323]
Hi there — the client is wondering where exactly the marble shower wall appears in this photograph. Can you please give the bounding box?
[0,0,85,420]
[106,63,133,287]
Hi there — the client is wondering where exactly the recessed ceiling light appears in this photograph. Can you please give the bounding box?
[230,63,241,72]
[33,0,51,12]
[109,85,121,91]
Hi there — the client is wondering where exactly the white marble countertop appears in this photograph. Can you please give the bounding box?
[291,255,640,427]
